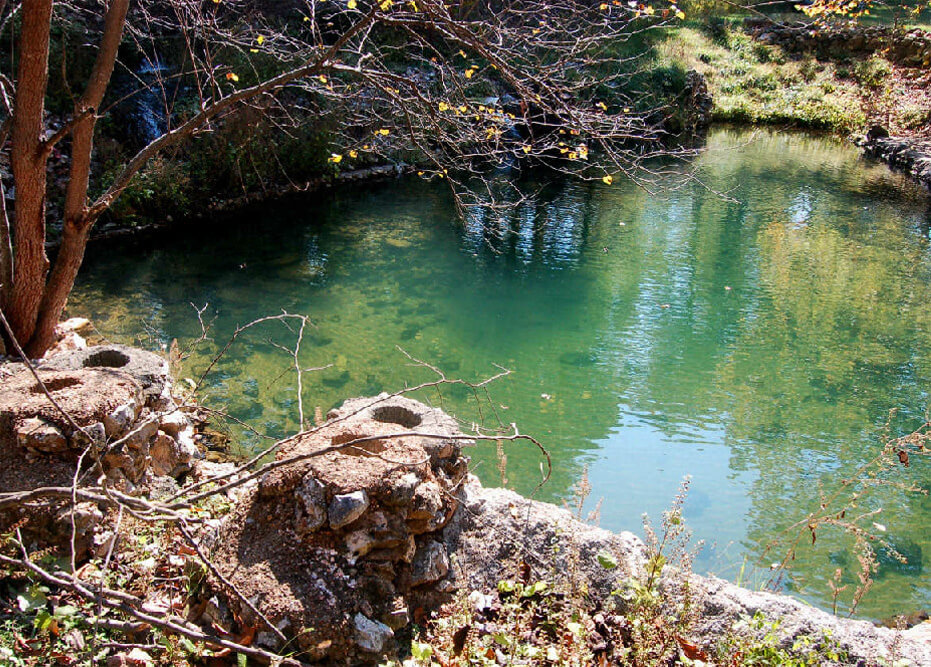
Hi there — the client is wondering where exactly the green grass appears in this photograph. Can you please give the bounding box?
[655,23,868,134]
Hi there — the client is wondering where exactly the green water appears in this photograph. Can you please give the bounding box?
[69,127,931,618]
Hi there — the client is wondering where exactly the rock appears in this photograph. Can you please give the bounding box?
[329,490,370,529]
[56,317,92,335]
[71,422,106,450]
[42,345,171,408]
[150,431,180,477]
[16,417,68,454]
[867,124,889,141]
[175,426,202,462]
[346,530,377,559]
[904,619,931,643]
[104,401,139,438]
[353,613,394,653]
[296,476,327,534]
[410,540,449,586]
[157,410,188,438]
[383,599,410,630]
[123,418,157,450]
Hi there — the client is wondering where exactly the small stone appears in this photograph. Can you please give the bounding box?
[150,431,180,477]
[158,410,188,438]
[123,419,158,451]
[16,417,68,453]
[329,490,369,529]
[55,502,103,534]
[296,476,327,534]
[409,481,444,527]
[176,426,203,461]
[104,401,138,438]
[411,540,449,586]
[383,598,410,630]
[469,590,494,614]
[353,613,394,653]
[72,422,106,450]
[345,530,376,559]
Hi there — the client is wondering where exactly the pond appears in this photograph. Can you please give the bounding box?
[69,127,931,619]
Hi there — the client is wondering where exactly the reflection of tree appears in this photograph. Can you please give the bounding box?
[718,214,931,616]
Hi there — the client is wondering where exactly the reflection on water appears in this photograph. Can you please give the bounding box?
[69,127,931,618]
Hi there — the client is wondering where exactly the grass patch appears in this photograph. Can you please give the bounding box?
[655,23,868,134]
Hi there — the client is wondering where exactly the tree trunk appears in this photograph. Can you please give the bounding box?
[7,0,53,348]
[26,0,130,357]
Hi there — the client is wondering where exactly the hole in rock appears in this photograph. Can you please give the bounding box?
[32,377,81,393]
[83,349,131,368]
[370,405,422,429]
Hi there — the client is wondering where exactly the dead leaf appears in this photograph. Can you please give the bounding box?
[675,634,709,661]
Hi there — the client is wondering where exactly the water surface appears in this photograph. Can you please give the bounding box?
[70,127,931,618]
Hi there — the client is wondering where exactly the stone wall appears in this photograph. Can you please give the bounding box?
[745,18,931,68]
[0,345,201,556]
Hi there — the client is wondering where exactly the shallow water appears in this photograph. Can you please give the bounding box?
[70,127,931,618]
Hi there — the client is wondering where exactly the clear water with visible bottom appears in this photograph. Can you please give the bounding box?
[69,127,931,619]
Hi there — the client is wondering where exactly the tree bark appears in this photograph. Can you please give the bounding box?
[27,0,130,357]
[7,0,53,348]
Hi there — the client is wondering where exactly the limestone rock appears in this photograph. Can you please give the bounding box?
[329,490,370,529]
[410,540,449,586]
[353,614,393,653]
[150,431,180,477]
[296,476,327,534]
[16,417,68,454]
[157,410,188,438]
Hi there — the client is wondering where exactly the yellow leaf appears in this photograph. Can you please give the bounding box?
[602,174,613,185]
[257,35,265,45]
[226,72,239,82]
[438,102,450,112]
[600,2,608,9]
[348,0,357,7]
[465,68,476,79]
[676,10,685,19]
[377,128,390,135]
[458,105,468,113]
[379,0,392,9]
[568,152,577,159]
[319,75,328,84]
[328,153,343,163]
[597,101,607,111]
[645,6,655,15]
[409,0,418,10]
[457,50,467,58]
[363,144,371,150]
[349,150,358,158]
[250,48,258,53]
[522,145,532,154]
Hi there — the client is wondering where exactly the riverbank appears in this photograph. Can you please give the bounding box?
[1,351,930,665]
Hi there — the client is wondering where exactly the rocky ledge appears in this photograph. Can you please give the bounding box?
[859,128,931,191]
[199,394,931,666]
